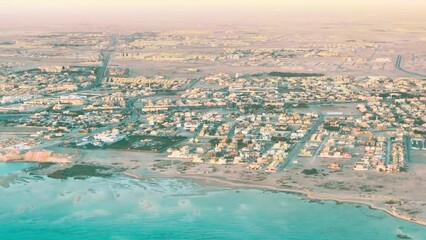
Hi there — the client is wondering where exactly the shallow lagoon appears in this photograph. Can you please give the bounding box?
[0,162,34,176]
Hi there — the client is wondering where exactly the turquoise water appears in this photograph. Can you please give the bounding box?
[0,167,425,239]
[0,162,34,176]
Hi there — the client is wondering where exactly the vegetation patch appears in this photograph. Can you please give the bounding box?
[302,168,318,175]
[107,135,186,152]
[47,164,114,180]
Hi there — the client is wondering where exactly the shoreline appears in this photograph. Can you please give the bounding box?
[177,175,426,227]
[5,149,424,228]
[122,172,426,227]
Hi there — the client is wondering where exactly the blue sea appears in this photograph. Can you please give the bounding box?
[0,163,425,240]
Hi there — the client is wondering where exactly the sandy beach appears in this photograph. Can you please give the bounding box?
[175,174,426,227]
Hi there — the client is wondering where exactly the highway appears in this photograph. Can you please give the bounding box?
[93,53,111,87]
[395,55,426,78]
[92,35,117,88]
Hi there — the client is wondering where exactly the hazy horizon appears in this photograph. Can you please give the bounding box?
[1,0,426,32]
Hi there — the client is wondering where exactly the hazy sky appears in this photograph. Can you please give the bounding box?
[4,0,425,9]
[1,0,425,31]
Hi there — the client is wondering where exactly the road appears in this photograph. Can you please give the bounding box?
[93,53,111,87]
[179,78,202,91]
[310,136,328,165]
[227,122,237,139]
[404,135,411,165]
[368,45,380,61]
[395,55,426,78]
[92,35,117,88]
[277,113,324,172]
[385,138,392,166]
[125,97,142,123]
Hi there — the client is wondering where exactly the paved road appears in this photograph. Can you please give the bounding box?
[92,35,117,88]
[404,135,411,165]
[310,136,328,165]
[94,53,111,87]
[368,45,380,61]
[395,55,426,78]
[182,78,202,91]
[385,137,392,166]
[227,122,237,139]
[277,113,324,172]
[125,97,141,123]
